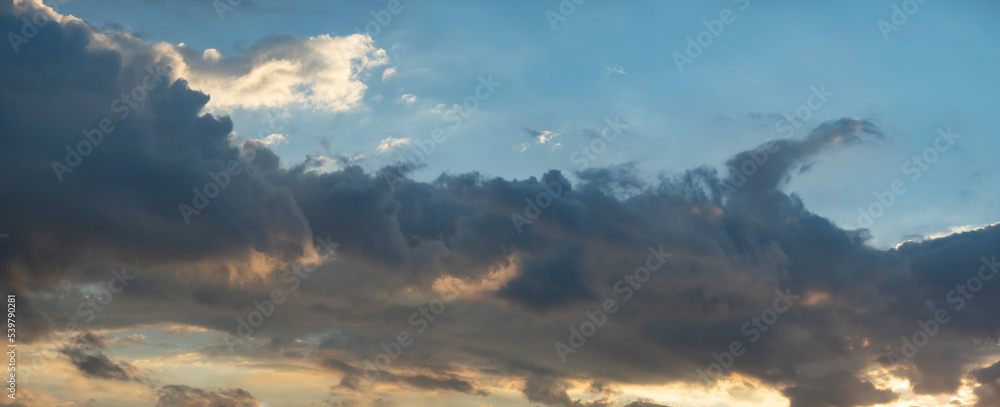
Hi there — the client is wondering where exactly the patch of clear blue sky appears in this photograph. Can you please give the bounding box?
[61,0,1000,249]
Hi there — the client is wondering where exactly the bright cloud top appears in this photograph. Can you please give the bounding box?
[165,33,388,112]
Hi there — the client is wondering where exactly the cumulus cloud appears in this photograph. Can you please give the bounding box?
[164,33,388,112]
[202,48,221,62]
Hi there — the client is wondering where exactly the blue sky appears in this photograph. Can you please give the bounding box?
[56,0,998,248]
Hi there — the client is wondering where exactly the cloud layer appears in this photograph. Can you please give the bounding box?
[2,1,998,406]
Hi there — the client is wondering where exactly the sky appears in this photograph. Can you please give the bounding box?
[1,0,999,406]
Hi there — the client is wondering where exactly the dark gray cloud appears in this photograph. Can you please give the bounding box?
[155,385,260,407]
[972,361,1000,407]
[322,358,487,396]
[522,376,610,407]
[782,371,897,407]
[622,401,677,407]
[58,332,146,382]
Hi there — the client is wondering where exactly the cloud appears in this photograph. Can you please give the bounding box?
[156,385,262,407]
[972,361,1000,407]
[399,93,417,104]
[782,371,897,407]
[377,137,412,152]
[165,33,388,112]
[622,401,676,407]
[58,332,146,382]
[604,66,626,78]
[518,128,562,152]
[382,67,397,81]
[324,358,487,395]
[521,376,609,407]
[257,133,287,146]
[5,2,1000,406]
[202,48,220,62]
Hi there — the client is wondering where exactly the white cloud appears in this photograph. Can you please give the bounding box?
[605,65,626,77]
[161,33,388,112]
[399,94,417,104]
[203,48,221,61]
[429,103,448,114]
[258,133,287,146]
[517,130,562,153]
[377,137,411,152]
[382,67,397,81]
[536,130,559,144]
